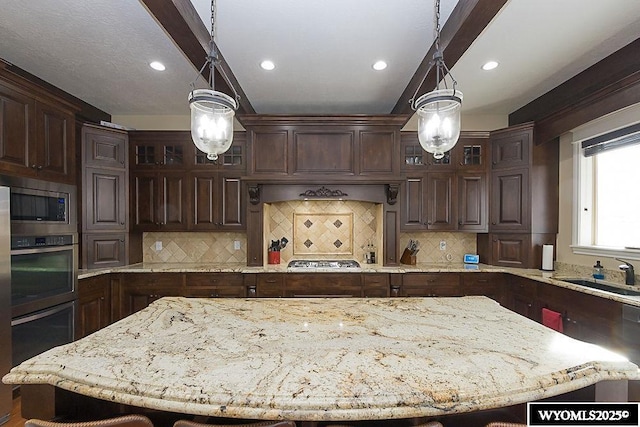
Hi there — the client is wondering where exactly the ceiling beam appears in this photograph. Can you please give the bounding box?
[140,0,255,115]
[509,38,640,144]
[391,0,508,117]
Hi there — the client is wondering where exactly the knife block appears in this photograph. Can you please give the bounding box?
[400,248,416,265]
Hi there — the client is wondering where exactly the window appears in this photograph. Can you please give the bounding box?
[573,123,640,259]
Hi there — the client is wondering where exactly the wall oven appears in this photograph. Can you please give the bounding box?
[11,301,75,367]
[11,233,77,318]
[0,175,77,375]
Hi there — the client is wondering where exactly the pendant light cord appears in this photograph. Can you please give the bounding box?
[410,0,458,110]
[189,0,240,107]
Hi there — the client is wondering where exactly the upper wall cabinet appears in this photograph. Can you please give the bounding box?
[0,77,76,184]
[129,131,246,232]
[242,116,404,179]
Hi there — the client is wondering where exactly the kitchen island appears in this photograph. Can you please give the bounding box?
[4,296,638,426]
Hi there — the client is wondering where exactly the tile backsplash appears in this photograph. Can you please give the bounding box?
[142,198,478,265]
[399,232,477,264]
[143,232,247,263]
[265,200,382,264]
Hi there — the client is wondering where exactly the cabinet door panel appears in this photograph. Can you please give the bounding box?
[251,130,288,174]
[402,177,425,230]
[221,176,243,228]
[83,233,127,269]
[426,172,456,230]
[85,168,127,231]
[491,168,529,231]
[161,174,186,228]
[491,234,531,268]
[458,173,487,231]
[83,126,127,168]
[491,129,530,169]
[36,101,73,180]
[132,173,158,228]
[192,174,217,229]
[77,275,111,338]
[293,132,354,174]
[359,131,395,175]
[0,84,32,171]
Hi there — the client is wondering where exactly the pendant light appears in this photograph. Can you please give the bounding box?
[411,0,463,160]
[188,0,239,161]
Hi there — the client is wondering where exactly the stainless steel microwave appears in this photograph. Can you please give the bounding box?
[0,175,77,236]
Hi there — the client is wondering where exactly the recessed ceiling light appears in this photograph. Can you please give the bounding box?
[149,61,165,71]
[372,60,387,71]
[481,61,499,71]
[260,60,275,71]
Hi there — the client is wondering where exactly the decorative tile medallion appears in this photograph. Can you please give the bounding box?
[293,213,353,255]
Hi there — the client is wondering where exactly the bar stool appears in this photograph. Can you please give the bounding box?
[25,415,154,427]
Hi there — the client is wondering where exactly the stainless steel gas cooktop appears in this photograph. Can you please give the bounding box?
[287,260,361,269]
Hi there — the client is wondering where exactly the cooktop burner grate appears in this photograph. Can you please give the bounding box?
[287,260,361,269]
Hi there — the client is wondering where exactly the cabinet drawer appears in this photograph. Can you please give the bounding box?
[286,273,361,297]
[402,273,461,297]
[363,273,390,297]
[184,285,246,298]
[257,273,285,297]
[402,273,460,287]
[185,273,244,287]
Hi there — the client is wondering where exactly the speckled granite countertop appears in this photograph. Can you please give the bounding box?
[3,296,638,421]
[78,263,640,306]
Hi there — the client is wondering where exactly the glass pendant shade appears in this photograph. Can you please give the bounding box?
[415,88,463,159]
[189,88,237,161]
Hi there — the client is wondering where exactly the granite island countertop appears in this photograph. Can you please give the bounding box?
[4,296,638,422]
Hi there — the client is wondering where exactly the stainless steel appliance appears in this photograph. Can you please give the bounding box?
[0,175,77,413]
[287,260,360,269]
[11,233,77,318]
[0,186,11,425]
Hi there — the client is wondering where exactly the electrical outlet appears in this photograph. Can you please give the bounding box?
[155,241,162,251]
[439,240,446,251]
[234,240,241,250]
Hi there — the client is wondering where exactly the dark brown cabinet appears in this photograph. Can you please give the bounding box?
[83,168,127,231]
[285,274,361,297]
[80,124,129,269]
[184,273,245,298]
[77,275,112,339]
[490,168,529,231]
[401,133,489,232]
[0,79,75,183]
[478,123,558,268]
[190,172,244,230]
[504,276,539,321]
[457,173,487,231]
[461,273,507,306]
[131,171,187,230]
[401,273,461,297]
[363,274,390,297]
[129,131,245,232]
[256,274,286,297]
[82,233,127,270]
[117,273,183,318]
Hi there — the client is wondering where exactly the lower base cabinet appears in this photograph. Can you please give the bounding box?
[82,233,127,269]
[184,273,245,298]
[401,273,461,297]
[116,273,183,319]
[77,275,112,339]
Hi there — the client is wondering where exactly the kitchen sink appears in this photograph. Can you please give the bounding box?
[561,278,640,296]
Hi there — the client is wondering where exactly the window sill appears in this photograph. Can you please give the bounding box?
[571,245,640,261]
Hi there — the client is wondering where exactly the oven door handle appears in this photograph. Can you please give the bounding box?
[11,301,75,326]
[11,245,75,255]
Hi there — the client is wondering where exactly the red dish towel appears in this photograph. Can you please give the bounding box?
[542,308,563,332]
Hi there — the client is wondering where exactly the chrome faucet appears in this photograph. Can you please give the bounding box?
[616,258,636,286]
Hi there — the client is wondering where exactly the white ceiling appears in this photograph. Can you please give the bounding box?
[0,0,639,119]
